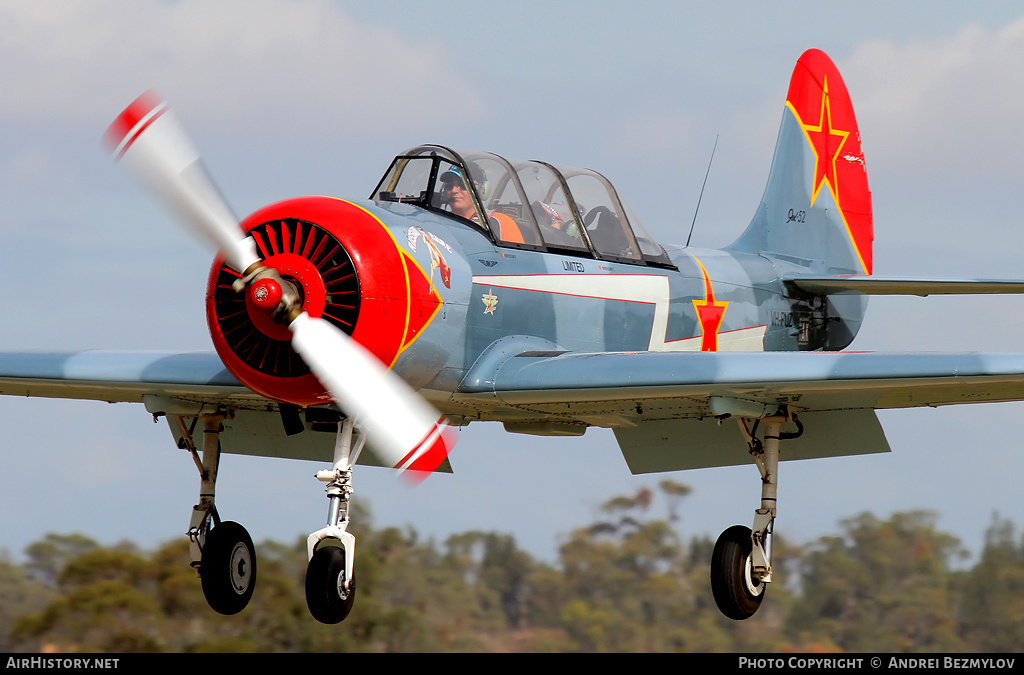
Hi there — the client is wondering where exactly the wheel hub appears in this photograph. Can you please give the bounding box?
[743,553,764,597]
[229,542,252,594]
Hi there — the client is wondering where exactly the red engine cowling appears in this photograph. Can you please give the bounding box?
[206,197,442,407]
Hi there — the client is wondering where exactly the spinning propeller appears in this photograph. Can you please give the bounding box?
[104,92,455,481]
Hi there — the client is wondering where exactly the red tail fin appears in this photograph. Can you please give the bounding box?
[731,49,873,278]
[786,49,873,274]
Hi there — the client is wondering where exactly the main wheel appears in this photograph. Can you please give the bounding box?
[305,544,356,624]
[710,525,765,620]
[200,521,257,615]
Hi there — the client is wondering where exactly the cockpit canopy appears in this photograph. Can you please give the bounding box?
[371,145,673,267]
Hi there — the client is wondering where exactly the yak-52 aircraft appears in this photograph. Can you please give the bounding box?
[4,48,1024,624]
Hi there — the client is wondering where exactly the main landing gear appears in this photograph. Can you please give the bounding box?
[174,411,364,623]
[710,408,802,620]
[176,413,258,616]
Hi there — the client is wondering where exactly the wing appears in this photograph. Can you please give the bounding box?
[453,349,1024,473]
[0,351,250,406]
[0,351,400,466]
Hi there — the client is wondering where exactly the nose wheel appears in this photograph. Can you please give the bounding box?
[305,416,363,624]
[305,544,356,624]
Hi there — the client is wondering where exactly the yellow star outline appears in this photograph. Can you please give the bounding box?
[691,256,728,352]
[800,76,850,208]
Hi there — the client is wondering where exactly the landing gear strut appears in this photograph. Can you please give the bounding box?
[176,413,257,615]
[305,417,362,624]
[710,410,801,620]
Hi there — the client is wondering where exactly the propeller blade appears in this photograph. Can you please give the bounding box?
[104,91,259,274]
[289,312,456,481]
[106,93,453,481]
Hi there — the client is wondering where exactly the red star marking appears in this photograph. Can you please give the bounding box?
[691,258,728,352]
[802,76,850,208]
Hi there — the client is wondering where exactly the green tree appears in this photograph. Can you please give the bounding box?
[787,510,966,652]
[956,514,1024,651]
[11,496,1022,653]
[23,533,100,586]
[12,545,161,652]
[540,486,697,652]
[444,531,534,629]
[0,557,55,651]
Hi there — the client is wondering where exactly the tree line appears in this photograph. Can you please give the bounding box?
[2,480,1022,653]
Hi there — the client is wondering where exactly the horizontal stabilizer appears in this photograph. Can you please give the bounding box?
[786,275,1024,297]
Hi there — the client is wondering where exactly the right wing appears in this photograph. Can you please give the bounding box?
[0,350,395,466]
[0,351,252,408]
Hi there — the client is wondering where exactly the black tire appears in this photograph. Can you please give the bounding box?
[710,525,765,620]
[200,521,257,615]
[305,545,356,624]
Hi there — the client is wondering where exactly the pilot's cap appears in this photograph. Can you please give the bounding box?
[441,162,484,188]
[440,167,466,183]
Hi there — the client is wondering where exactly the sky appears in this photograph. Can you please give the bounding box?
[3,0,1024,575]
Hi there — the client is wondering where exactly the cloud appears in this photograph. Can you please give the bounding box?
[842,19,1024,177]
[0,0,486,138]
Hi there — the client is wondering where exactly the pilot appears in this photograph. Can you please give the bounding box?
[439,163,485,222]
[532,200,580,246]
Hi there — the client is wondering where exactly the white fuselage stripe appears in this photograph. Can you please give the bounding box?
[472,274,766,352]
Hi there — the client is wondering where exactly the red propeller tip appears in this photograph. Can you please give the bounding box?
[397,419,458,485]
[104,90,166,160]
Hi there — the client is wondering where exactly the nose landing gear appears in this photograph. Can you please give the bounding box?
[304,416,362,624]
[306,543,356,624]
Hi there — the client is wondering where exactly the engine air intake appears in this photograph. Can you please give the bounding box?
[211,218,360,378]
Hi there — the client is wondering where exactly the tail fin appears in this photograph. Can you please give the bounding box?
[730,49,873,275]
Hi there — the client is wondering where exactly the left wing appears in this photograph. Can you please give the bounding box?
[453,349,1024,472]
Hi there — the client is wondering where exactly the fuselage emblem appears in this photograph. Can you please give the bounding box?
[482,289,498,315]
[408,227,452,289]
